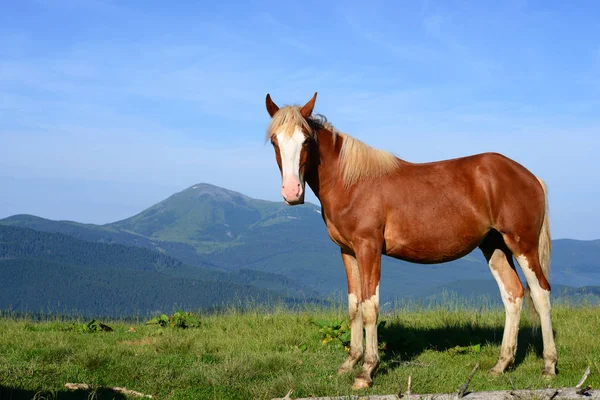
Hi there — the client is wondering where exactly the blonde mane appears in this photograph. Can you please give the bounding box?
[338,134,400,190]
[266,106,400,189]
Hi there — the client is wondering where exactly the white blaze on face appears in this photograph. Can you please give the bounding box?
[276,129,306,203]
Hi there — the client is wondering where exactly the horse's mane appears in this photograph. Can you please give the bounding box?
[266,106,400,189]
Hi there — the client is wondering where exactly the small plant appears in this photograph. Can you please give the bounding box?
[447,343,481,356]
[312,319,351,348]
[147,311,201,329]
[291,343,308,353]
[169,310,201,328]
[72,319,113,333]
[146,314,169,327]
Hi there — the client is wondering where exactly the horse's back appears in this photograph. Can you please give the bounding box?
[380,152,544,263]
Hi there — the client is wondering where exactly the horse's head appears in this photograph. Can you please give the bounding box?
[265,92,317,206]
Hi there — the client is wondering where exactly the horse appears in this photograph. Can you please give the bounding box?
[264,92,557,389]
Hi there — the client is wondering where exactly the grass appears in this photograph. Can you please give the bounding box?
[0,303,599,400]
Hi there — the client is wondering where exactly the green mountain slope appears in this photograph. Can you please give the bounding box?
[0,224,202,278]
[108,183,321,252]
[0,214,220,270]
[1,214,156,249]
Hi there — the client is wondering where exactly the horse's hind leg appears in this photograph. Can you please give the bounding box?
[502,177,556,376]
[480,232,524,374]
[338,250,363,374]
[514,251,557,376]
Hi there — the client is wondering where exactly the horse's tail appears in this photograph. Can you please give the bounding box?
[526,177,551,322]
[537,178,552,285]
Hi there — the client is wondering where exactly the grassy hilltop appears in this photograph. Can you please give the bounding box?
[1,304,599,400]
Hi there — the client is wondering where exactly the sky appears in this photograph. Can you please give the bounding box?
[0,0,599,239]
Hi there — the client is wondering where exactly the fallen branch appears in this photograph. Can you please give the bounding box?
[575,366,591,389]
[271,388,600,400]
[575,365,592,396]
[457,362,480,398]
[64,383,153,398]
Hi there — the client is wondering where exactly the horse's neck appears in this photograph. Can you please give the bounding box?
[306,128,342,207]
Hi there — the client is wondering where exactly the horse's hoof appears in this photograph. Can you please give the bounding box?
[542,367,556,377]
[352,377,371,390]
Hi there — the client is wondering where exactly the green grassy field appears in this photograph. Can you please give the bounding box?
[1,304,599,400]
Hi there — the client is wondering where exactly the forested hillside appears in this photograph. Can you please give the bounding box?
[0,225,321,316]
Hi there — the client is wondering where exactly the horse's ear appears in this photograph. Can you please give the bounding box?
[266,93,279,118]
[300,92,317,118]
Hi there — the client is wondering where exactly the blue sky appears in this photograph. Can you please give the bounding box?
[0,0,599,239]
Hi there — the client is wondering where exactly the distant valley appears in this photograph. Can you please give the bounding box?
[1,183,599,316]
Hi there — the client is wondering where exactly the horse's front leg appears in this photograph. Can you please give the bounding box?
[337,249,363,374]
[352,239,382,390]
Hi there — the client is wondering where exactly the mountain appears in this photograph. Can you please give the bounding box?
[1,183,599,315]
[109,183,323,251]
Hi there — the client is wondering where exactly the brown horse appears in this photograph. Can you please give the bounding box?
[264,93,557,389]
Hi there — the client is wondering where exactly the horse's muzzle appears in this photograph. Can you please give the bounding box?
[282,178,305,205]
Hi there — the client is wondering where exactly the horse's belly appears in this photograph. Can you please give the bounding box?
[384,230,483,264]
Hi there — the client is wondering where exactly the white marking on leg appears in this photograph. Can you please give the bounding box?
[488,253,522,372]
[353,284,379,388]
[516,254,557,373]
[361,284,379,366]
[348,293,363,355]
